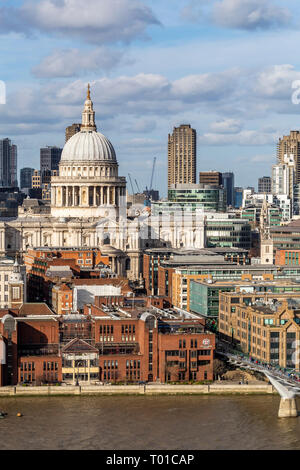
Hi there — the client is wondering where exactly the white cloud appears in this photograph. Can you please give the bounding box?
[0,0,159,43]
[252,64,300,100]
[210,118,243,134]
[250,154,274,163]
[32,47,127,78]
[171,70,240,102]
[199,129,279,146]
[181,0,291,31]
[213,0,291,30]
[1,65,300,139]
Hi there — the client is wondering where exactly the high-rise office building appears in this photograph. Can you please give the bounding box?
[222,172,235,206]
[258,176,272,193]
[0,138,18,187]
[66,123,82,143]
[10,144,17,187]
[277,131,300,184]
[40,146,62,183]
[234,187,243,208]
[199,171,222,186]
[272,155,295,198]
[20,167,34,190]
[168,124,196,189]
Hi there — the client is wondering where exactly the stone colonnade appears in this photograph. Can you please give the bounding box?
[52,185,126,208]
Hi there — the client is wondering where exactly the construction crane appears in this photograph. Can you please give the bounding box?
[144,157,157,206]
[149,157,157,194]
[135,179,141,193]
[128,173,135,195]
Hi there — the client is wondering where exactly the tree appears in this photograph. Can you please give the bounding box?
[213,359,227,380]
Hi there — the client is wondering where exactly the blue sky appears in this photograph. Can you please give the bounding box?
[1,0,300,196]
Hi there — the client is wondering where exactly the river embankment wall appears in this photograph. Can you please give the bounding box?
[0,383,275,397]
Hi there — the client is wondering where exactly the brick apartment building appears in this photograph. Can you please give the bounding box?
[0,302,215,386]
[218,289,300,369]
[24,247,111,303]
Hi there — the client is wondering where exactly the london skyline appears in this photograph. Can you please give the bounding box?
[1,0,300,195]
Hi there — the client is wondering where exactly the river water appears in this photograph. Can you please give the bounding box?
[0,395,300,450]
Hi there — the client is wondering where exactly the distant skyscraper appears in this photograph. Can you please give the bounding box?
[0,138,18,187]
[168,124,196,189]
[66,123,82,143]
[10,144,17,187]
[272,155,295,198]
[277,131,300,184]
[20,167,34,190]
[258,176,272,194]
[40,146,62,182]
[199,171,222,186]
[234,187,243,208]
[222,172,234,206]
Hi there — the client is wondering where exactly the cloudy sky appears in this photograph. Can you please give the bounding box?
[1,0,300,196]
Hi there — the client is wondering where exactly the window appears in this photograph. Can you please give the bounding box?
[12,287,20,300]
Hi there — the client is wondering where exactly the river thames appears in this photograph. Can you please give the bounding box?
[0,395,300,450]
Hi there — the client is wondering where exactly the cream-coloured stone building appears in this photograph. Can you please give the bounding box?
[0,86,206,280]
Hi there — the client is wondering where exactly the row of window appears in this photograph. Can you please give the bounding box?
[99,325,136,335]
[103,371,119,380]
[126,370,141,380]
[126,360,141,369]
[103,360,118,369]
[43,362,59,371]
[20,362,35,371]
[122,325,136,334]
[100,325,114,334]
[20,372,59,383]
[104,335,139,343]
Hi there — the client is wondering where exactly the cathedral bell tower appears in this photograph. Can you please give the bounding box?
[81,84,97,132]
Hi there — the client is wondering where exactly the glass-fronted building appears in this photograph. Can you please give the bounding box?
[152,184,226,215]
[189,279,300,319]
[189,280,234,318]
[206,218,251,250]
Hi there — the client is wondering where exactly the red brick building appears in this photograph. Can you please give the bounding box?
[275,249,300,266]
[25,247,111,303]
[0,302,215,386]
[52,278,132,314]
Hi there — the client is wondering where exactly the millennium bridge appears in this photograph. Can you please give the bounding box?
[219,352,300,418]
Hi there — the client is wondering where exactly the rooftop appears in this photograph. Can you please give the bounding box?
[192,279,300,288]
[18,303,56,317]
[271,220,300,233]
[174,264,300,273]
